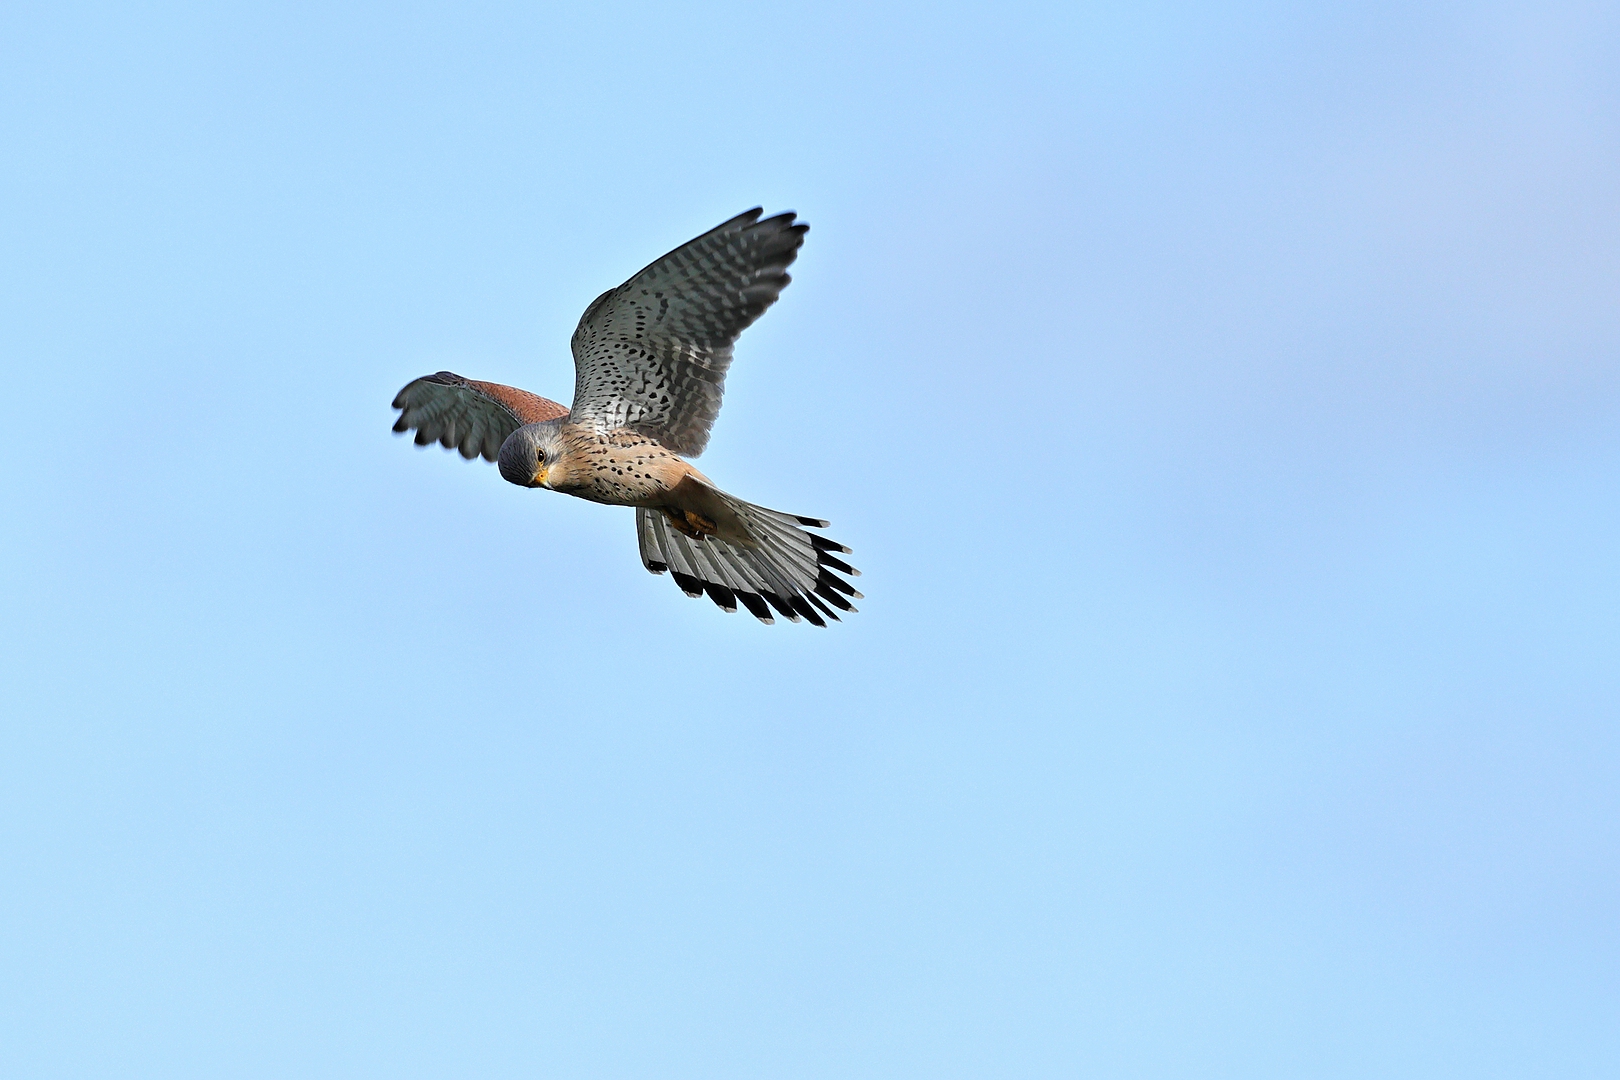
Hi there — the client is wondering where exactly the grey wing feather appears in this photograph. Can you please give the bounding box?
[391,371,567,463]
[569,208,808,457]
[633,496,860,627]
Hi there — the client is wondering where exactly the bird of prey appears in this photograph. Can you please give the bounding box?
[391,208,860,626]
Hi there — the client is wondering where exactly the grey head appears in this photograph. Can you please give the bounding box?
[497,420,566,488]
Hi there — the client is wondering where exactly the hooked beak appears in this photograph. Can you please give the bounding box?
[531,464,550,489]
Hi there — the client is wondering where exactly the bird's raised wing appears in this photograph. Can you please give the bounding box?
[568,208,808,457]
[391,371,567,462]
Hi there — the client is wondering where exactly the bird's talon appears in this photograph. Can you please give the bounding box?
[664,508,717,539]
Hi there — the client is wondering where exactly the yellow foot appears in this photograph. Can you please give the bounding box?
[664,507,717,540]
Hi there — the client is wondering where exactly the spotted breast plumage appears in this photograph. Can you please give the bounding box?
[390,208,860,625]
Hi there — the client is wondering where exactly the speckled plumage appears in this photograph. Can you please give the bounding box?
[390,208,860,625]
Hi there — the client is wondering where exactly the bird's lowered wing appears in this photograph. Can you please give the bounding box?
[567,208,808,457]
[391,371,567,462]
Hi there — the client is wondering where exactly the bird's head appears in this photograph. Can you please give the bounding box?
[498,421,565,489]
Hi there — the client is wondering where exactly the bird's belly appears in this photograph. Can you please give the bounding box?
[567,477,664,505]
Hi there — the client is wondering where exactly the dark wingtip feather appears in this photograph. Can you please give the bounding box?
[762,592,802,623]
[735,592,774,624]
[809,535,853,555]
[740,284,783,307]
[813,582,856,612]
[817,570,860,598]
[803,592,841,623]
[671,571,706,599]
[794,515,832,528]
[703,582,738,613]
[790,594,829,627]
[817,552,858,577]
[646,561,668,575]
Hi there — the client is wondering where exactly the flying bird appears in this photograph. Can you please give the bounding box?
[391,208,860,626]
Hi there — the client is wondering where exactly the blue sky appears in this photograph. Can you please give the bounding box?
[2,2,1617,1076]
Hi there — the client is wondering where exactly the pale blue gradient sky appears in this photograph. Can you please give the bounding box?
[2,2,1617,1077]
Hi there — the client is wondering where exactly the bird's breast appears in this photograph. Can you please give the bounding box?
[548,427,690,506]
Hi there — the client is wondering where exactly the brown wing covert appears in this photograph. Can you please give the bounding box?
[391,371,568,462]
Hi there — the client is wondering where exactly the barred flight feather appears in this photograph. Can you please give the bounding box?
[634,495,859,627]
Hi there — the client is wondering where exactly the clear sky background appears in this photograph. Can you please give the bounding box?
[2,2,1617,1077]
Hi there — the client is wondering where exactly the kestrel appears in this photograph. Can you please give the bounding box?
[391,209,860,626]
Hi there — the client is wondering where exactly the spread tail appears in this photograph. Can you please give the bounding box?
[635,494,861,627]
